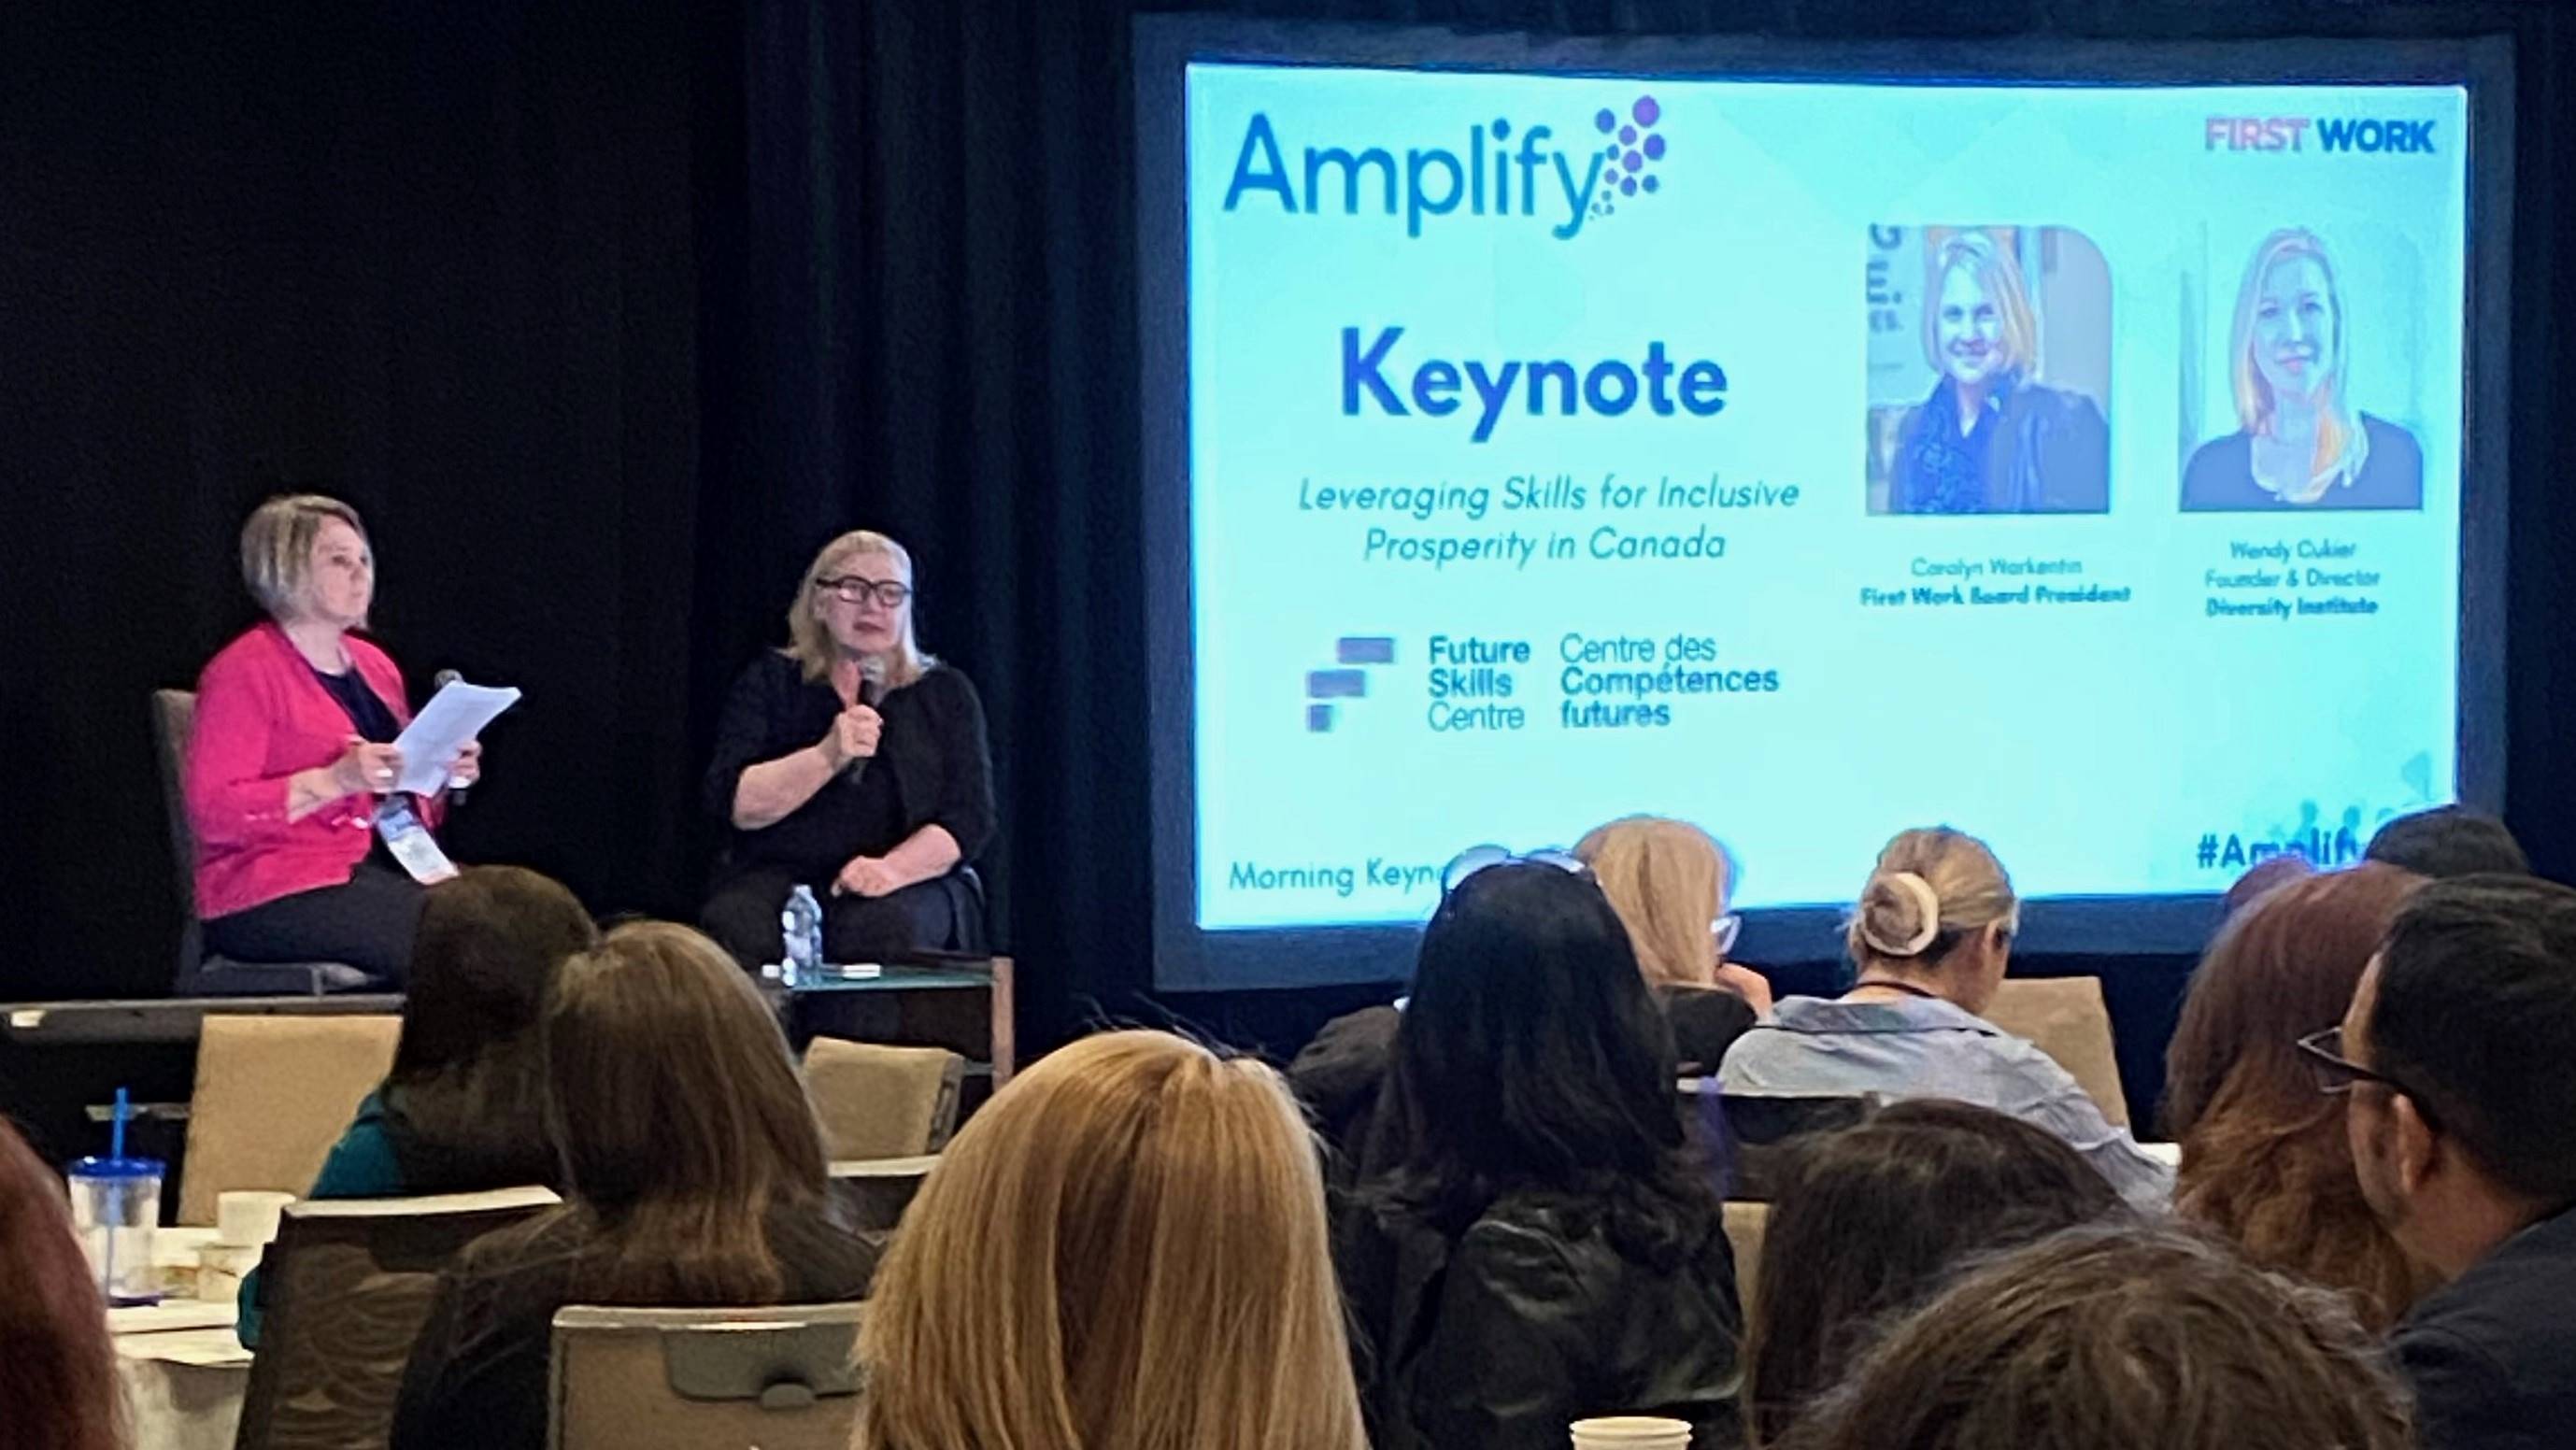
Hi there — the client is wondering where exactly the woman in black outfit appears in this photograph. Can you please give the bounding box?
[700,530,995,967]
[1336,861,1743,1450]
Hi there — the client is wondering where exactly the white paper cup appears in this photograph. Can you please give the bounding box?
[218,1190,296,1247]
[1570,1415,1694,1450]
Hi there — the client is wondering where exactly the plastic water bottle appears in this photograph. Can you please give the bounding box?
[781,885,824,987]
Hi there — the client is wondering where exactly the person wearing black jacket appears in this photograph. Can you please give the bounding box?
[699,531,995,967]
[1335,860,1743,1450]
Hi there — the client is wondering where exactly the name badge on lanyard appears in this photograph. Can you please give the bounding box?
[376,797,459,885]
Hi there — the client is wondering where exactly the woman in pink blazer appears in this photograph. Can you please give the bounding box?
[184,496,482,984]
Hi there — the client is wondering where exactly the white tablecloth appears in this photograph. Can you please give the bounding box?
[116,1231,253,1450]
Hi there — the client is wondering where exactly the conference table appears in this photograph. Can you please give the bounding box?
[111,1230,252,1450]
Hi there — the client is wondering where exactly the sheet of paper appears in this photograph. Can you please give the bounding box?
[391,680,519,796]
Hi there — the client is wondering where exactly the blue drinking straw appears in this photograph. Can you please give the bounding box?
[111,1087,129,1160]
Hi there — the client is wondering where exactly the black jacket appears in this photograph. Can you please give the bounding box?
[1337,1186,1744,1450]
[2391,1203,2576,1450]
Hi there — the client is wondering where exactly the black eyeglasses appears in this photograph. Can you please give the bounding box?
[1439,844,1589,896]
[2295,1027,2441,1130]
[818,575,912,608]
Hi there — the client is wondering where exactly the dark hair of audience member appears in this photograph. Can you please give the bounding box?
[2164,863,2427,1328]
[2364,805,2530,879]
[2221,851,2314,918]
[1782,1227,2414,1450]
[0,1118,123,1450]
[1373,862,1713,1251]
[539,920,831,1301]
[1743,1101,2122,1446]
[2370,874,2576,1206]
[381,866,598,1187]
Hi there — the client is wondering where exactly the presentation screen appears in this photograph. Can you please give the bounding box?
[1136,20,2510,990]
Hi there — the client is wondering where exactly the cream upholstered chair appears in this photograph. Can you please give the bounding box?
[1985,976,2130,1129]
[800,1038,963,1160]
[549,1302,864,1450]
[180,1013,402,1222]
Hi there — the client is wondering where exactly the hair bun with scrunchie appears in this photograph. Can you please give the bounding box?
[1857,871,1944,958]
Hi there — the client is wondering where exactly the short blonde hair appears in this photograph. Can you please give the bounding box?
[854,1030,1367,1450]
[783,530,934,689]
[1575,815,1732,988]
[238,494,366,622]
[2229,228,2370,494]
[1921,231,2040,380]
[1847,827,2019,966]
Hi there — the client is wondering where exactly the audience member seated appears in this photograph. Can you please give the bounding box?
[1337,860,1743,1450]
[1720,827,2171,1207]
[2332,874,2576,1449]
[2222,850,2315,917]
[2364,803,2530,879]
[389,922,875,1450]
[1575,815,1773,1069]
[853,1030,1367,1450]
[1781,1227,2413,1450]
[239,865,597,1347]
[185,494,484,984]
[699,530,996,968]
[0,1117,123,1450]
[1743,1101,2123,1445]
[2164,863,2430,1331]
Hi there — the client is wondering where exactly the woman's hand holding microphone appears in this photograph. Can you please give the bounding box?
[817,703,883,772]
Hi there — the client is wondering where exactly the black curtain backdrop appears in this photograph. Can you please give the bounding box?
[6,0,2571,1112]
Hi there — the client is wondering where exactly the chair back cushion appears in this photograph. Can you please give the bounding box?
[549,1302,864,1450]
[182,1014,402,1223]
[1723,1201,1772,1315]
[1985,976,2130,1128]
[825,1155,937,1235]
[801,1039,962,1159]
[237,1187,558,1450]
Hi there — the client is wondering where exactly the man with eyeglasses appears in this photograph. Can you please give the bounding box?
[2319,874,2576,1450]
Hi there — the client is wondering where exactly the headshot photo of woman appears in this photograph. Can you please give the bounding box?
[1882,229,2111,516]
[2182,228,2423,511]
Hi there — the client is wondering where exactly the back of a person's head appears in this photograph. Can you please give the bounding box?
[2164,864,2426,1326]
[1745,1101,2122,1445]
[1386,861,1686,1211]
[855,1030,1366,1450]
[2365,804,2529,879]
[0,1119,122,1450]
[541,920,827,1301]
[2369,873,2576,1206]
[1845,828,2015,970]
[386,866,598,1186]
[1783,1227,2412,1450]
[1575,815,1732,988]
[2221,851,2314,918]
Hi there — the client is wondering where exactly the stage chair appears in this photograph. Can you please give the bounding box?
[827,1154,938,1235]
[801,1039,963,1160]
[236,1187,558,1450]
[180,1013,401,1224]
[1985,976,2130,1128]
[549,1302,864,1450]
[151,689,375,997]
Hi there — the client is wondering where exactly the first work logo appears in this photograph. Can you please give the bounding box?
[1222,93,1669,240]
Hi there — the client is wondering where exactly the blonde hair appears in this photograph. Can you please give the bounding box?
[854,1030,1367,1450]
[1847,827,2018,966]
[2229,228,2370,497]
[1575,815,1732,988]
[784,530,935,688]
[1921,231,2040,380]
[238,493,367,623]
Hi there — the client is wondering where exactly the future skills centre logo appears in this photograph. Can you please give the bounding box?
[1221,91,1672,240]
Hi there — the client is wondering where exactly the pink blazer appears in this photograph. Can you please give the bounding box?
[184,622,443,919]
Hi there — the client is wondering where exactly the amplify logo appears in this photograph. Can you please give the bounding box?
[1222,93,1669,240]
[2203,115,2439,154]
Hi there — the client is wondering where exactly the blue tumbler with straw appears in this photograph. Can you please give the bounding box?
[67,1088,164,1305]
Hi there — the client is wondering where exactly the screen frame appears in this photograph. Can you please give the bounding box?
[1136,15,2514,992]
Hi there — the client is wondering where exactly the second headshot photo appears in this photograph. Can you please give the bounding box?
[1866,225,2113,516]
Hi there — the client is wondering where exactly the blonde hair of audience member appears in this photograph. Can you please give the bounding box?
[785,529,935,689]
[1781,1227,2412,1450]
[1579,815,1773,1014]
[238,492,370,625]
[542,921,831,1302]
[1843,828,2017,1016]
[855,1030,1367,1450]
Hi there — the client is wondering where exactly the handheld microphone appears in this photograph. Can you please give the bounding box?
[432,669,471,804]
[844,658,887,778]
